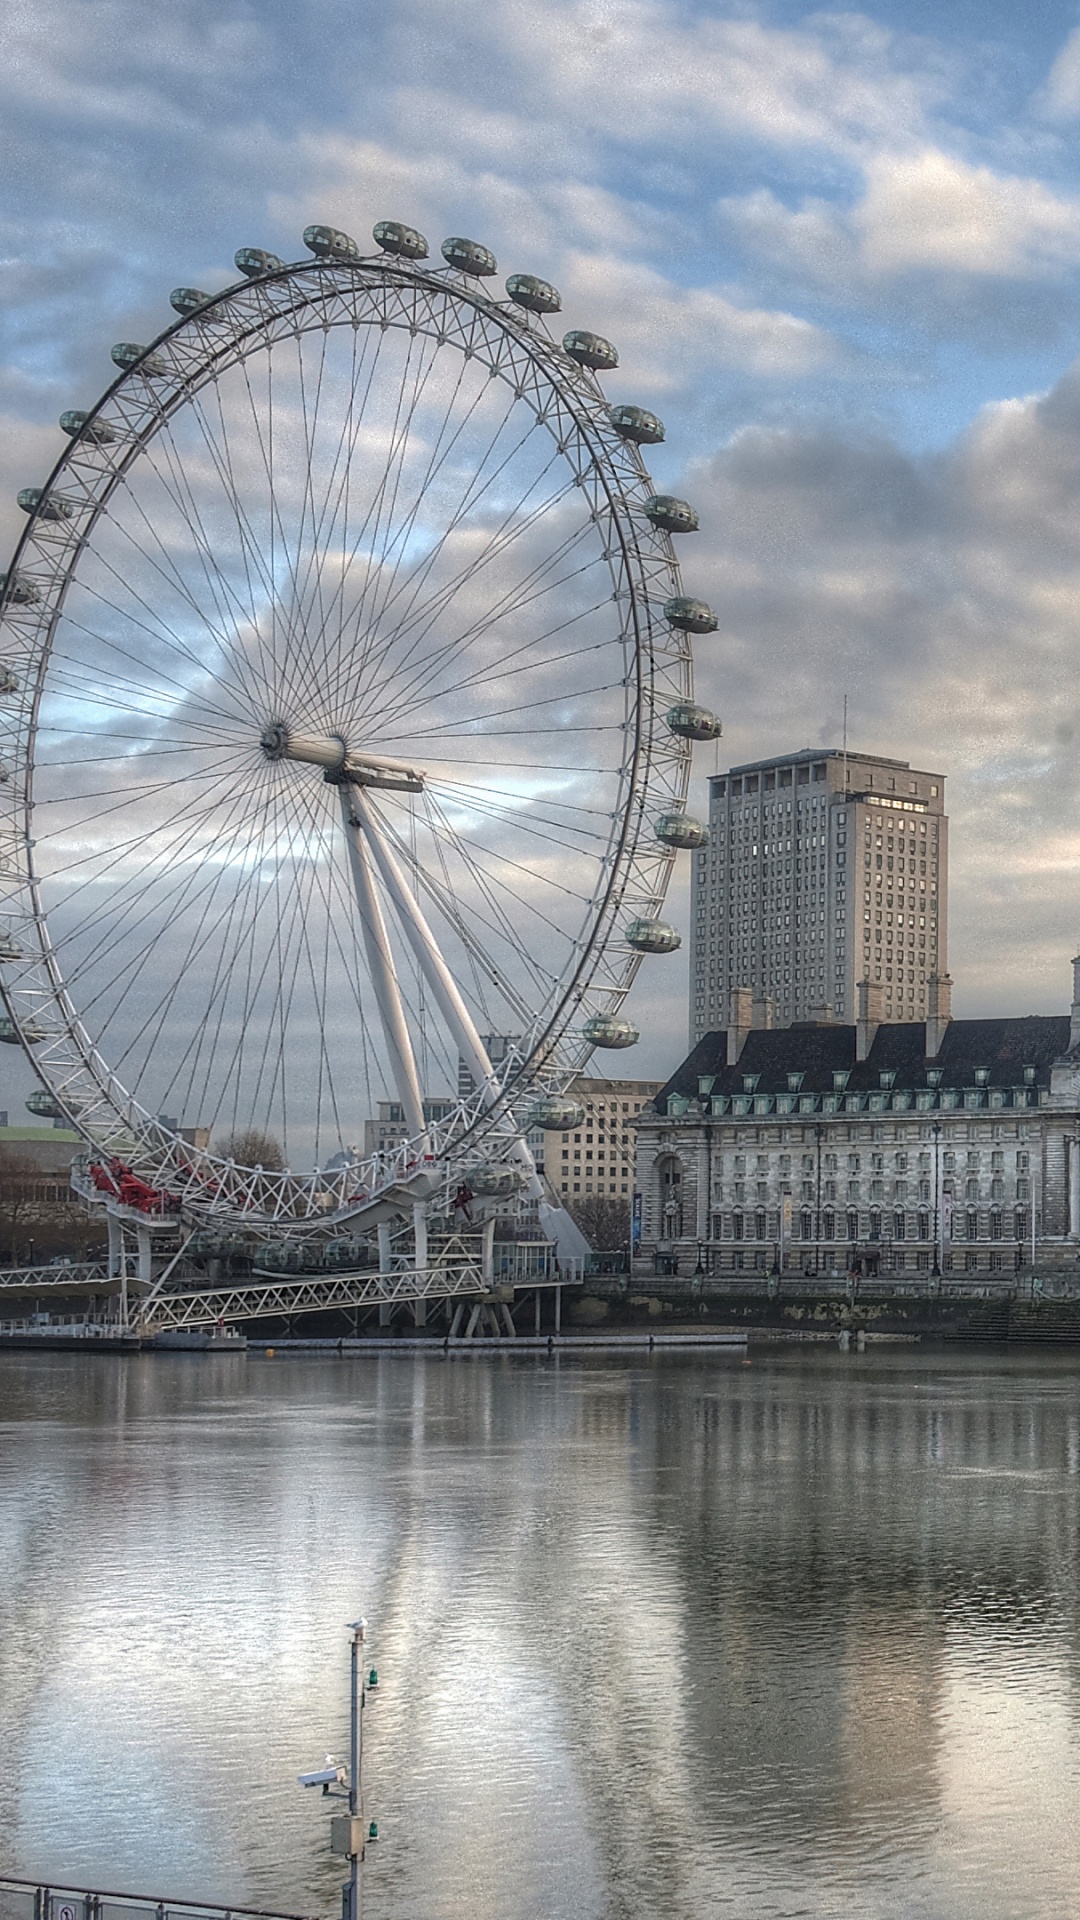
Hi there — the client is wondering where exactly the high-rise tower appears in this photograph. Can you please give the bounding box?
[690,748,948,1043]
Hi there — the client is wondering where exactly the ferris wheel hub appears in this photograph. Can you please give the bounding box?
[260,724,425,792]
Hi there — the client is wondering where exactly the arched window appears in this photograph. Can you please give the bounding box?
[800,1209,813,1241]
[657,1155,683,1239]
[823,1209,835,1241]
[990,1210,1003,1241]
[732,1211,744,1241]
[754,1209,767,1241]
[966,1209,978,1242]
[1014,1209,1028,1242]
[869,1210,881,1242]
[893,1210,906,1241]
[918,1210,930,1241]
[846,1208,859,1243]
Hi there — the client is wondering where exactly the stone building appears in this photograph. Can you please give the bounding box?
[635,967,1080,1285]
[543,1075,665,1203]
[690,747,947,1043]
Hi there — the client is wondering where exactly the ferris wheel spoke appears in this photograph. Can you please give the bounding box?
[140,419,282,718]
[352,453,574,722]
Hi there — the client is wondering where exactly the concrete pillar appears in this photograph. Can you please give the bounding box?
[136,1222,153,1284]
[481,1217,496,1286]
[107,1211,123,1278]
[377,1220,392,1272]
[413,1201,428,1275]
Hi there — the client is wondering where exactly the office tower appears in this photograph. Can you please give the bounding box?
[542,1075,665,1201]
[691,748,947,1043]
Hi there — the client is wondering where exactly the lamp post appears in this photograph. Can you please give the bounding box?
[343,1618,367,1920]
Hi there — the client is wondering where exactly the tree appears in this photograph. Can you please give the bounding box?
[566,1194,631,1252]
[216,1129,286,1170]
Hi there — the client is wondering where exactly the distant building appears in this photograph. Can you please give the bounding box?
[457,1034,520,1101]
[362,1098,458,1158]
[542,1076,664,1204]
[635,963,1080,1284]
[0,1125,83,1203]
[691,747,947,1043]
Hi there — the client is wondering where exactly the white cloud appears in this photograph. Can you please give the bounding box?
[723,149,1080,286]
[1037,25,1080,120]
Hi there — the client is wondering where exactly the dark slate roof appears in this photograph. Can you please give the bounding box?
[652,1015,1072,1108]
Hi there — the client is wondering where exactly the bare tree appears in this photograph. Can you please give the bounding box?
[215,1129,286,1170]
[566,1194,630,1252]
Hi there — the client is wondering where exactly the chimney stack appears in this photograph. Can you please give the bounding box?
[1070,955,1080,1050]
[751,993,775,1031]
[926,973,953,1058]
[727,986,752,1063]
[856,979,884,1062]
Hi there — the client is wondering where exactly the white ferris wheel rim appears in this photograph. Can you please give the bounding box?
[0,242,694,1227]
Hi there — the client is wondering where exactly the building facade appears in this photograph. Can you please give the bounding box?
[691,748,947,1043]
[543,1076,664,1204]
[636,966,1080,1285]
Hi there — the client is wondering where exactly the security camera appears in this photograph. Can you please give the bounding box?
[298,1757,348,1792]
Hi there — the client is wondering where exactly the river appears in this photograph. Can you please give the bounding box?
[2,1345,1080,1919]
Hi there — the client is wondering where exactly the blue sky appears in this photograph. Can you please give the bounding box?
[6,0,1080,1087]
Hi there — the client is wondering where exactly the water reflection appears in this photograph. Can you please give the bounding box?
[2,1349,1080,1918]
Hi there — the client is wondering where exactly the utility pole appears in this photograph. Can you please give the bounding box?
[343,1619,366,1920]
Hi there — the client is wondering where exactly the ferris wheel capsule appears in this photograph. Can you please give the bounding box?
[0,666,19,693]
[506,274,561,314]
[530,1096,586,1130]
[664,597,717,634]
[583,1014,639,1050]
[111,343,167,376]
[373,221,429,260]
[304,225,361,262]
[644,495,699,534]
[0,572,40,606]
[234,247,284,278]
[59,411,116,444]
[625,918,682,954]
[666,703,721,742]
[170,288,214,316]
[563,329,618,371]
[609,405,664,444]
[17,490,73,522]
[0,1014,42,1044]
[655,812,709,849]
[441,236,498,275]
[26,1088,79,1118]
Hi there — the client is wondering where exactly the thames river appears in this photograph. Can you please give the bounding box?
[3,1346,1080,1919]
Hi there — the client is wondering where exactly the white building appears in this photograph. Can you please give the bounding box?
[636,966,1080,1286]
[691,748,947,1043]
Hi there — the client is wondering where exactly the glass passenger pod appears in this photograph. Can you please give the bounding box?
[563,329,619,371]
[664,596,717,634]
[234,247,285,278]
[644,495,699,534]
[441,237,498,276]
[58,411,117,444]
[654,812,709,850]
[17,489,73,522]
[530,1097,586,1130]
[111,343,168,376]
[609,404,664,445]
[467,1163,528,1197]
[583,1014,640,1050]
[26,1089,78,1117]
[303,225,361,262]
[373,220,429,260]
[666,702,722,742]
[0,666,20,694]
[0,1015,43,1044]
[506,273,561,314]
[0,571,40,606]
[170,287,214,316]
[625,918,682,954]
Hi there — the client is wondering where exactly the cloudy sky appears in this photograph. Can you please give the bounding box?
[5,0,1080,1096]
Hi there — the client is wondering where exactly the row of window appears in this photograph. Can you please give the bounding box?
[704,1209,1030,1242]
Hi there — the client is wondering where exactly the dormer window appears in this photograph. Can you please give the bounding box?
[926,1069,943,1087]
[974,1067,990,1086]
[787,1072,804,1092]
[1023,1065,1036,1084]
[833,1070,850,1091]
[743,1073,760,1094]
[879,1070,896,1089]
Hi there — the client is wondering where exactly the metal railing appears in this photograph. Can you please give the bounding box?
[0,1876,313,1920]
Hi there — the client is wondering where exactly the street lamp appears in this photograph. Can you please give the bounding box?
[299,1619,377,1920]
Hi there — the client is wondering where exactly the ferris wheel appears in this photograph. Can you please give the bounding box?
[0,218,721,1232]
